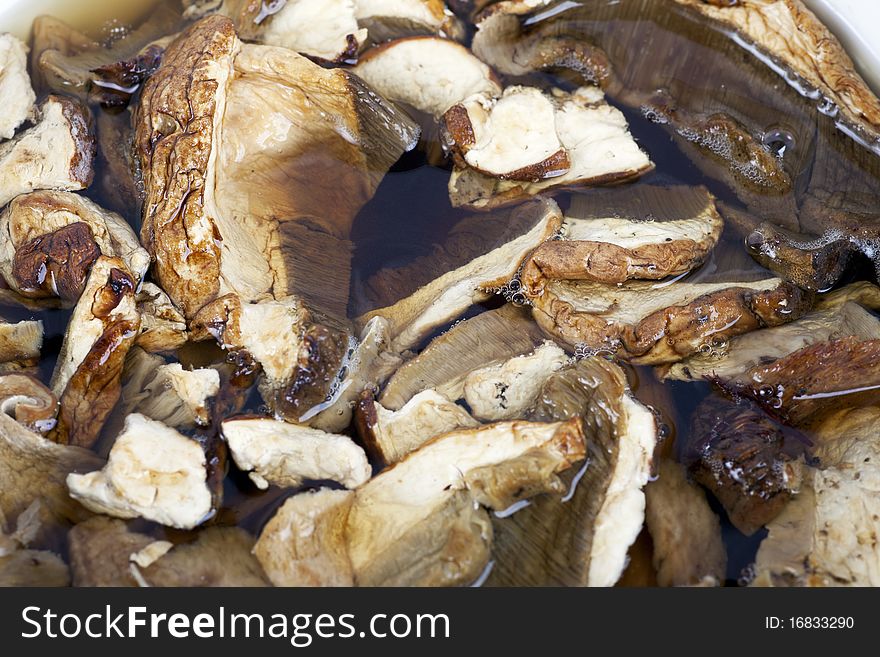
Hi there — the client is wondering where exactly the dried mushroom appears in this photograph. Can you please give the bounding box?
[356,0,464,42]
[67,413,214,530]
[0,33,36,140]
[0,373,57,433]
[134,283,188,354]
[0,526,70,585]
[0,318,42,368]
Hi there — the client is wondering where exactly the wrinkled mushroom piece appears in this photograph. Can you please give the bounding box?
[0,191,150,302]
[68,516,268,587]
[355,389,478,464]
[380,303,545,410]
[134,283,188,354]
[645,459,727,587]
[0,96,95,208]
[522,185,723,291]
[67,413,214,530]
[530,276,810,364]
[49,256,140,448]
[0,33,36,140]
[0,319,43,368]
[358,197,562,352]
[488,357,658,586]
[357,0,464,42]
[221,417,372,491]
[353,36,501,117]
[0,541,69,587]
[447,87,653,210]
[462,340,568,421]
[0,374,57,433]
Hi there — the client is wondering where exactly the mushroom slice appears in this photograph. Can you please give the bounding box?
[134,283,188,354]
[121,350,220,430]
[645,458,727,587]
[0,547,69,586]
[221,417,372,491]
[463,340,568,421]
[448,87,653,210]
[0,319,42,367]
[355,389,479,465]
[487,358,657,587]
[0,191,150,302]
[521,186,723,290]
[530,277,810,364]
[49,256,140,448]
[352,36,502,116]
[358,197,562,352]
[254,488,356,587]
[752,407,880,587]
[0,96,95,208]
[380,303,545,410]
[0,374,57,433]
[69,517,268,587]
[67,413,214,530]
[0,33,36,140]
[664,301,880,382]
[356,0,464,42]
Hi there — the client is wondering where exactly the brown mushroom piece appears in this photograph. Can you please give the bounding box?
[356,0,465,43]
[134,283,189,354]
[221,417,372,490]
[67,413,215,530]
[446,86,653,210]
[256,418,586,586]
[0,525,70,586]
[357,197,562,352]
[487,357,658,587]
[0,33,36,140]
[0,191,150,302]
[379,303,545,410]
[530,276,810,364]
[355,389,478,465]
[0,318,42,371]
[521,185,723,291]
[0,96,95,208]
[48,256,140,448]
[645,458,727,587]
[352,36,501,117]
[68,517,269,587]
[0,373,57,433]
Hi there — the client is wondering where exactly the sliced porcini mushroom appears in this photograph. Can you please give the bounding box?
[530,277,810,364]
[379,303,546,410]
[355,388,479,465]
[0,191,150,302]
[49,256,140,448]
[357,197,562,352]
[752,406,880,587]
[522,186,723,292]
[253,488,357,587]
[487,357,658,587]
[471,7,609,85]
[645,458,727,587]
[0,33,36,140]
[0,96,95,208]
[685,396,805,537]
[462,340,568,421]
[121,349,220,430]
[134,283,189,354]
[0,318,42,367]
[356,0,465,42]
[352,36,502,117]
[136,17,418,319]
[68,517,269,587]
[663,300,880,382]
[67,413,214,530]
[0,374,57,433]
[221,417,372,490]
[447,87,653,210]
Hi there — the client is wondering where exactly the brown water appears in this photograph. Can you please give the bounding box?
[4,0,880,585]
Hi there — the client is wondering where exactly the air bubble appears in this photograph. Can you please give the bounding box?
[762,126,796,158]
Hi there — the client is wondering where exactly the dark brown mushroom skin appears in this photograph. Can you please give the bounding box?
[12,223,101,302]
[91,44,165,109]
[56,95,97,188]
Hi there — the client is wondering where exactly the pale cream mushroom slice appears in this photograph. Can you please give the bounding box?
[0,33,36,140]
[530,277,810,364]
[379,303,545,410]
[0,191,149,302]
[462,340,568,421]
[49,256,140,448]
[487,357,657,587]
[0,319,42,369]
[353,36,501,117]
[0,373,57,433]
[221,417,371,490]
[134,283,189,354]
[355,388,478,464]
[67,413,214,530]
[447,87,653,210]
[357,197,562,352]
[0,96,95,208]
[645,458,727,587]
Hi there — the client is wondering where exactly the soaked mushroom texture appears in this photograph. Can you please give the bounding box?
[1,0,880,588]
